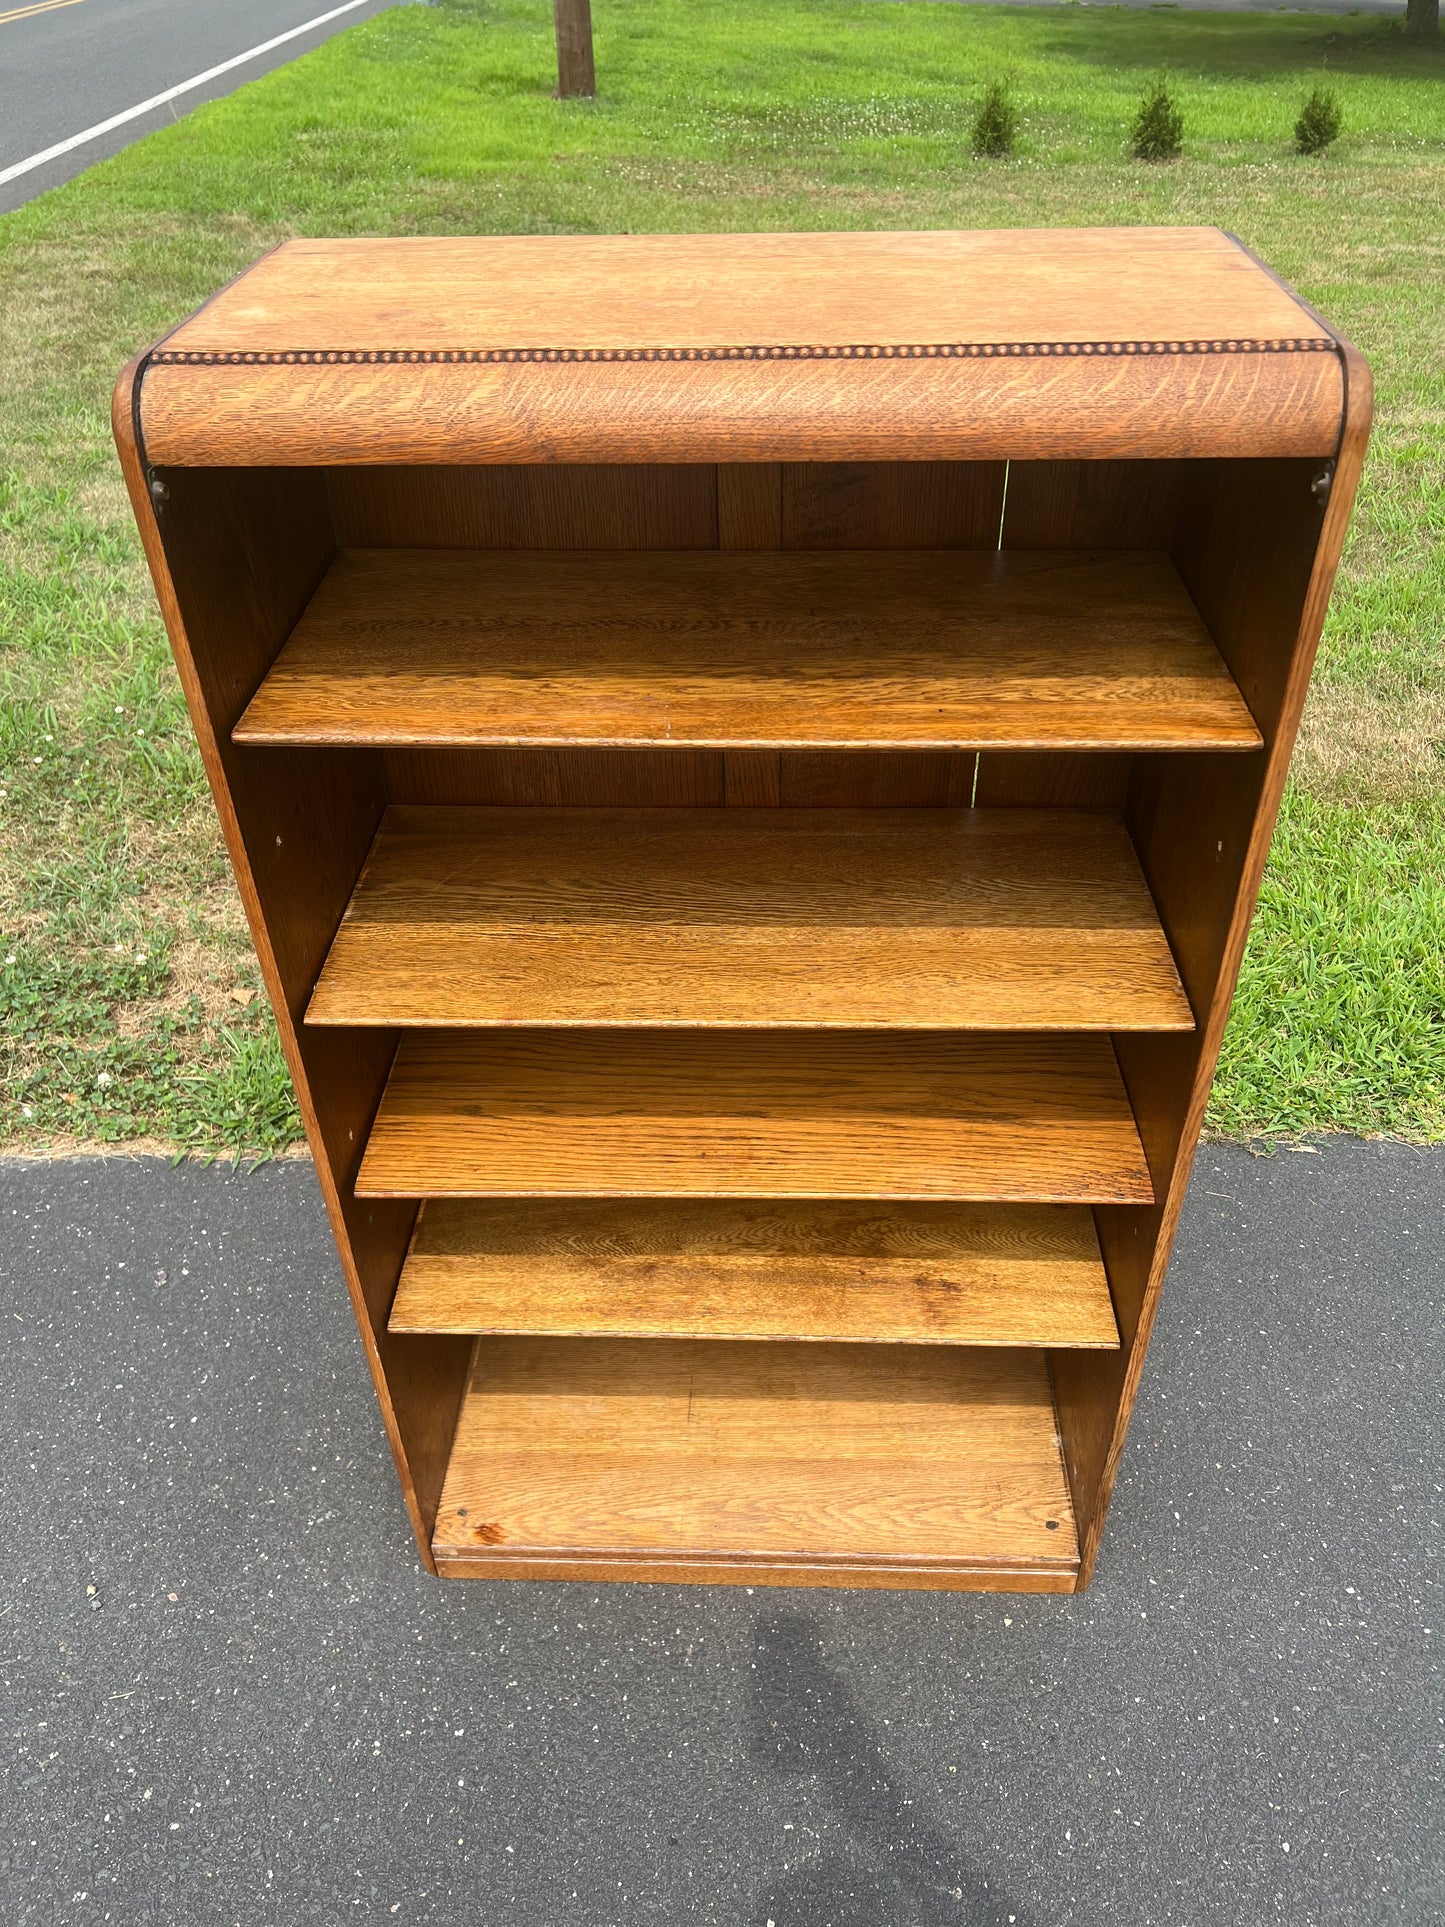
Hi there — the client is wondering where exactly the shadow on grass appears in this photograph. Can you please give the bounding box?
[912,7,1445,84]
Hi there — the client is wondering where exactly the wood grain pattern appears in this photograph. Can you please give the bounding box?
[354,1030,1154,1202]
[382,746,725,809]
[722,752,781,806]
[1001,459,1182,552]
[141,350,1345,469]
[233,548,1262,752]
[977,458,1184,814]
[390,1198,1119,1348]
[431,1553,1076,1590]
[116,228,1370,1597]
[972,752,1131,812]
[107,405,470,1574]
[162,230,1332,357]
[777,752,973,810]
[1065,372,1374,1587]
[717,463,781,548]
[780,461,1005,548]
[147,348,1348,468]
[328,463,719,550]
[306,805,1193,1031]
[141,230,1342,467]
[432,1336,1079,1582]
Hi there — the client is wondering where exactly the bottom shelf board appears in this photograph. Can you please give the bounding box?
[432,1336,1080,1589]
[391,1198,1119,1348]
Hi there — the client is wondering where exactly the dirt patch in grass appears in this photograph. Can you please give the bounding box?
[1294,681,1445,808]
[0,1136,312,1163]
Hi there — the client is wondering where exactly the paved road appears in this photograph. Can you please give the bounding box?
[0,0,409,214]
[0,1137,1440,1924]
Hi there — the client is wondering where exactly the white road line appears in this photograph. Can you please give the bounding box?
[0,0,376,188]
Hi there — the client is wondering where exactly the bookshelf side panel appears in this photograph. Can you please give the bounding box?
[1066,409,1370,1580]
[112,381,468,1565]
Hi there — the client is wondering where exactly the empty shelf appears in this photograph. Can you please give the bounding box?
[233,548,1263,752]
[308,805,1193,1032]
[355,1030,1153,1202]
[432,1336,1080,1587]
[389,1198,1119,1347]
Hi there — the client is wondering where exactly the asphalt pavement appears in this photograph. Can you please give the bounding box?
[0,0,409,214]
[0,1136,1440,1925]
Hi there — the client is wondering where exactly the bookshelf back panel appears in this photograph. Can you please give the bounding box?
[327,459,1014,554]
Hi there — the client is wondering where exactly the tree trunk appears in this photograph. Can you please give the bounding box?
[1405,0,1439,38]
[554,0,596,97]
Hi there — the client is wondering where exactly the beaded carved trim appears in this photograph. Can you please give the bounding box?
[149,337,1337,368]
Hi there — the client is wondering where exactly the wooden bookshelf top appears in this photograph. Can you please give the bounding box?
[132,229,1347,465]
[160,230,1328,358]
[234,548,1262,753]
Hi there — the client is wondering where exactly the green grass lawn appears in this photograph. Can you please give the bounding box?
[1,0,1442,1156]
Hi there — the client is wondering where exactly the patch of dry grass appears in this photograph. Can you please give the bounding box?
[1293,682,1445,808]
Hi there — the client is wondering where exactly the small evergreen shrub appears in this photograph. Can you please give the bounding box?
[971,79,1018,159]
[1295,85,1343,156]
[1131,73,1184,162]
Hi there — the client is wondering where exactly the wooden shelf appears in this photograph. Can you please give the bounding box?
[389,1198,1119,1347]
[355,1030,1153,1202]
[233,548,1263,752]
[120,229,1367,1592]
[307,804,1193,1033]
[431,1336,1080,1588]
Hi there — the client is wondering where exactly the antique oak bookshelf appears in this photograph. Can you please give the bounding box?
[115,229,1369,1593]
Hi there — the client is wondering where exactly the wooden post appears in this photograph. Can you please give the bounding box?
[553,0,595,97]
